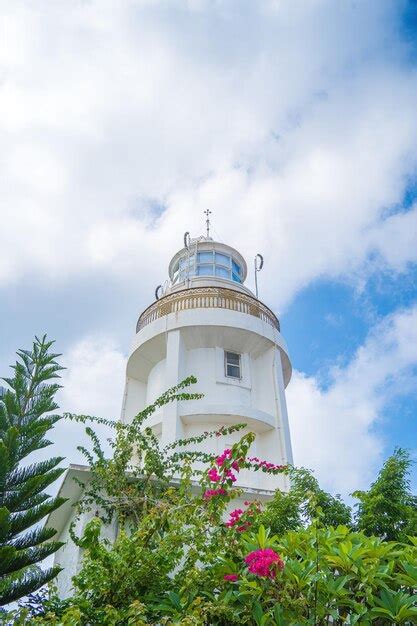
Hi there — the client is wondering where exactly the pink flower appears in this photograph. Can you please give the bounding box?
[248,457,288,473]
[216,449,232,467]
[224,574,238,582]
[231,460,240,471]
[226,469,237,482]
[207,467,222,482]
[225,508,244,527]
[225,502,260,531]
[244,549,284,578]
[203,488,227,500]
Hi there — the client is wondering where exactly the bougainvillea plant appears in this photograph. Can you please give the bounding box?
[5,378,417,625]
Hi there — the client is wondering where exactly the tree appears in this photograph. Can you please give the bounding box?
[0,336,66,606]
[353,448,417,542]
[261,467,352,535]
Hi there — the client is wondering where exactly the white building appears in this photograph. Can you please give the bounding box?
[47,229,294,597]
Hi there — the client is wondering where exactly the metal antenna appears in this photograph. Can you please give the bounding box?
[204,209,212,238]
[254,253,264,299]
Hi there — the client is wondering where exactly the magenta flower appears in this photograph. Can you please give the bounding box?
[216,449,232,467]
[224,574,238,582]
[203,487,227,500]
[226,469,237,482]
[225,508,244,527]
[244,548,284,578]
[207,467,222,482]
[248,457,287,473]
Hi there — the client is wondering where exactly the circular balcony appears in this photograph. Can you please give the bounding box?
[136,286,280,333]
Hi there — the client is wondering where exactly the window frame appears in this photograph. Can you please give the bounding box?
[224,350,242,380]
[173,251,243,284]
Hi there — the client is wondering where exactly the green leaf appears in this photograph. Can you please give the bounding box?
[257,524,266,549]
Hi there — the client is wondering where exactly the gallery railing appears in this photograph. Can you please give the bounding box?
[136,286,280,332]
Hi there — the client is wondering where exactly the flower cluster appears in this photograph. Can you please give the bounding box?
[248,457,287,473]
[223,574,238,582]
[207,468,221,482]
[215,449,239,470]
[203,448,243,500]
[203,487,227,500]
[225,500,261,531]
[225,508,244,528]
[203,449,241,501]
[244,548,284,578]
[226,469,237,482]
[216,449,238,477]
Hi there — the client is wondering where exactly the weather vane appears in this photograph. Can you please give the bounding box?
[204,209,212,238]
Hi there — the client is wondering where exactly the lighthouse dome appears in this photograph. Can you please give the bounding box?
[166,237,250,296]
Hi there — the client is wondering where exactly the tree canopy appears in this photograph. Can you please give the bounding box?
[353,447,417,542]
[0,336,66,606]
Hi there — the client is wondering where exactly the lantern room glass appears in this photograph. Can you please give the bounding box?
[172,250,242,284]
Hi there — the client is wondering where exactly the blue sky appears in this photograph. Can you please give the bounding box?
[1,0,417,497]
[283,275,417,460]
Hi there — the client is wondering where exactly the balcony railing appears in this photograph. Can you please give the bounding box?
[136,286,280,332]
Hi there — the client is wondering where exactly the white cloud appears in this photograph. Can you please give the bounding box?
[287,304,417,495]
[367,204,417,271]
[51,335,127,465]
[1,1,417,497]
[0,1,416,310]
[59,335,126,419]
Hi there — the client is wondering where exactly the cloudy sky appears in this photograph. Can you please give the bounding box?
[1,0,417,497]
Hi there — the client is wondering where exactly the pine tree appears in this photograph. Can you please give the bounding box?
[353,448,417,542]
[0,336,66,606]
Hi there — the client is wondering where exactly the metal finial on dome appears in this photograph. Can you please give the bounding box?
[204,209,212,238]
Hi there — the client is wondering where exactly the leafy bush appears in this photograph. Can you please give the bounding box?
[5,377,416,624]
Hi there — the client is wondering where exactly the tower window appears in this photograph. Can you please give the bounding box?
[225,351,241,379]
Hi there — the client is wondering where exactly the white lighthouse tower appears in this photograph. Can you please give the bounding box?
[48,218,294,597]
[121,220,293,493]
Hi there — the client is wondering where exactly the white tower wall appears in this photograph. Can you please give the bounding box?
[121,237,293,494]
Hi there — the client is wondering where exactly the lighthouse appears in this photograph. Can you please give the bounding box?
[47,218,294,597]
[121,220,293,493]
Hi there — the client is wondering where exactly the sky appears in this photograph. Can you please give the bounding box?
[1,0,417,499]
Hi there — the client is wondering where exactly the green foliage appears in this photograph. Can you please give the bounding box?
[5,376,416,624]
[11,514,417,624]
[215,524,417,625]
[9,428,417,625]
[261,467,352,535]
[353,448,417,542]
[0,336,66,606]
